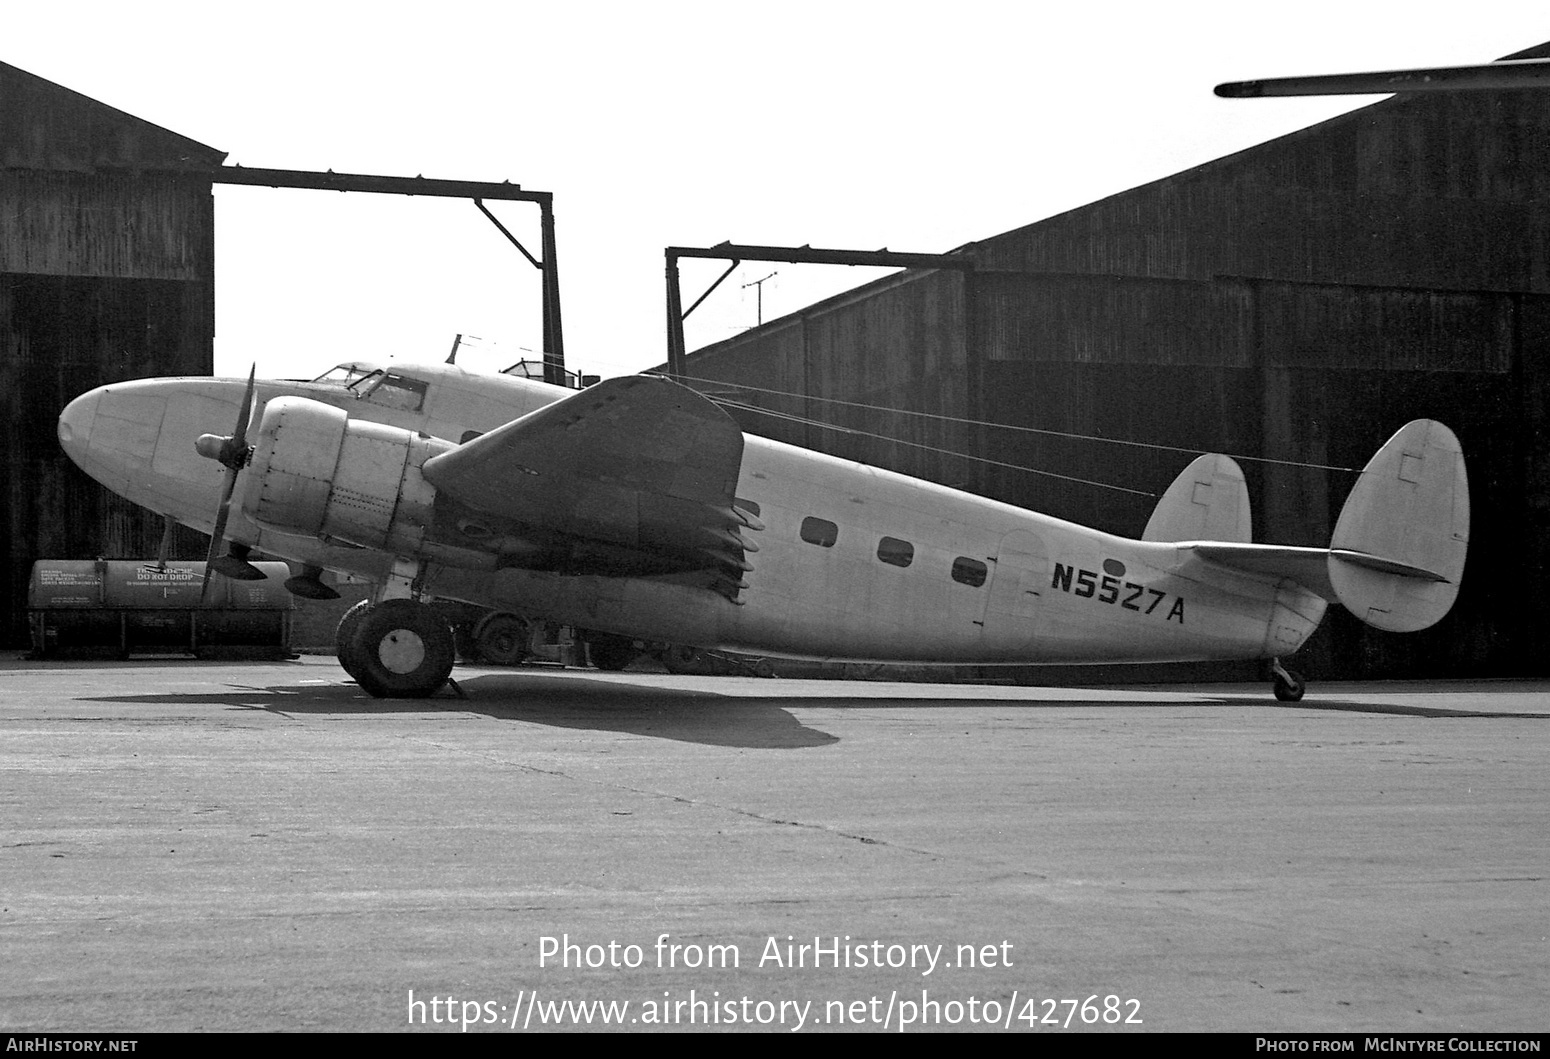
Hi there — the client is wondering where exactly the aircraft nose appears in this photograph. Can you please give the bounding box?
[57,387,103,460]
[57,382,169,499]
[57,377,239,533]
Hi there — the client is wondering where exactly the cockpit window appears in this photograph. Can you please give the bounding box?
[350,370,428,412]
[310,364,377,387]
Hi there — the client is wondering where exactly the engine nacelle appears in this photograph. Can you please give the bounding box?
[240,396,454,553]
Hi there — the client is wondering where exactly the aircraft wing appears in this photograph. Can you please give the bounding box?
[420,374,753,586]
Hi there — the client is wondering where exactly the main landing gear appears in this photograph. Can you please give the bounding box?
[1270,658,1307,703]
[336,598,456,698]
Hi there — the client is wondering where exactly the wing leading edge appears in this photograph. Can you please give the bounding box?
[421,375,755,595]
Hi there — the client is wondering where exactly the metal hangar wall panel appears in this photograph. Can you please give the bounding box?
[679,43,1550,680]
[0,61,225,645]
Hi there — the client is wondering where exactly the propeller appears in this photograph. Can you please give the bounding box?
[1216,57,1550,98]
[196,366,267,603]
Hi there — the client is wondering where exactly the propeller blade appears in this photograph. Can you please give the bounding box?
[200,365,261,605]
[201,468,239,605]
[1216,58,1550,98]
[232,364,257,449]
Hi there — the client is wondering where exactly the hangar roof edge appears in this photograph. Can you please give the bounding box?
[979,38,1550,251]
[0,59,227,172]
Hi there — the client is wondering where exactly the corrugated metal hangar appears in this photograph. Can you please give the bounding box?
[3,49,1547,680]
[0,61,558,651]
[675,43,1550,681]
[1,61,222,647]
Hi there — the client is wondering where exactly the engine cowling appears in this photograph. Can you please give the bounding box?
[239,396,453,554]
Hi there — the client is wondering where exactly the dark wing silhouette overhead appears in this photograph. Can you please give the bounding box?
[1216,57,1550,98]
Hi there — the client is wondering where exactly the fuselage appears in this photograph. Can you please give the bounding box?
[57,361,1323,665]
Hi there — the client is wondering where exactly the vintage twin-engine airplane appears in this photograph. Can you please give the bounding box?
[56,359,1469,701]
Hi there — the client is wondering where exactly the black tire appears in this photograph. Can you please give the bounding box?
[348,599,456,698]
[475,613,530,666]
[587,634,637,672]
[335,600,374,684]
[1273,668,1307,702]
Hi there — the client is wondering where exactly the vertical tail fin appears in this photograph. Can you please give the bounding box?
[1328,420,1469,632]
[1143,453,1253,543]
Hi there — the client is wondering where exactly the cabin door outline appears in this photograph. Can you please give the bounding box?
[980,529,1047,651]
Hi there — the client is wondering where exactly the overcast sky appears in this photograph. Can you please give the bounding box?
[7,1,1550,382]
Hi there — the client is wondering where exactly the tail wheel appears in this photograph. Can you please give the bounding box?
[348,599,455,698]
[1271,661,1307,702]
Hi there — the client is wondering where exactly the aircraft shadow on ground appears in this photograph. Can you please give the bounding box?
[1208,695,1550,719]
[77,672,1544,749]
[78,673,847,750]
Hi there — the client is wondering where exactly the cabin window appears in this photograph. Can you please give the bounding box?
[877,536,914,568]
[735,498,761,517]
[1103,558,1126,577]
[951,556,988,587]
[800,517,838,547]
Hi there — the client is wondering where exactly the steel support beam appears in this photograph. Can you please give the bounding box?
[212,166,565,383]
[666,257,686,377]
[538,200,565,385]
[211,166,549,202]
[663,242,976,377]
[669,242,978,271]
[683,259,742,320]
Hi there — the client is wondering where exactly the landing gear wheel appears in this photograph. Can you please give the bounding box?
[1271,661,1306,702]
[586,634,637,672]
[335,600,373,685]
[348,599,456,698]
[474,613,530,666]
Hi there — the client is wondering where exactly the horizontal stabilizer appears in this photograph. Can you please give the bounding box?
[1328,549,1448,583]
[1144,453,1251,543]
[1185,544,1450,604]
[1184,542,1336,600]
